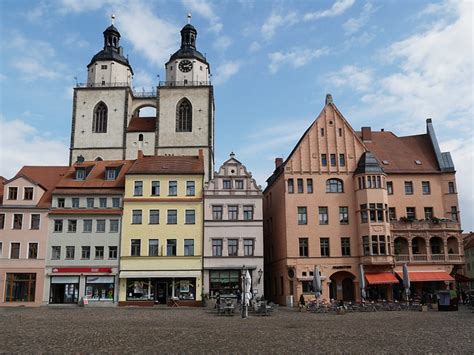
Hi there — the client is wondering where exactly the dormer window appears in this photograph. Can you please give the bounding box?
[75,168,86,180]
[8,187,18,200]
[106,168,117,180]
[24,187,34,200]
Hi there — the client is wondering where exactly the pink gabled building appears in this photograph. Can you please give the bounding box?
[263,95,464,305]
[0,166,68,306]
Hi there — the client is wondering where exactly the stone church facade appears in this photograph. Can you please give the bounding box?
[69,22,215,181]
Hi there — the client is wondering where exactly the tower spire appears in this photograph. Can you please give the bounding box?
[187,13,192,24]
[111,14,116,25]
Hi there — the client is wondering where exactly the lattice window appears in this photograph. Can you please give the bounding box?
[93,102,108,133]
[176,98,192,132]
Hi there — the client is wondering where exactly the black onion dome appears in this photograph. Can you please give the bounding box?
[167,23,208,64]
[87,24,133,75]
[354,152,385,175]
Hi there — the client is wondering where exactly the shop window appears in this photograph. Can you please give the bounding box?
[85,276,115,301]
[210,270,240,296]
[5,273,36,302]
[126,279,154,301]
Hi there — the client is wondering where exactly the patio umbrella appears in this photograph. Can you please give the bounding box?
[313,265,323,308]
[243,270,252,318]
[403,263,411,304]
[359,264,367,301]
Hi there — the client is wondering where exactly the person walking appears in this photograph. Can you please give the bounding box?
[299,294,306,312]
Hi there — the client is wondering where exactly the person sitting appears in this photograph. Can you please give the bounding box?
[299,294,306,311]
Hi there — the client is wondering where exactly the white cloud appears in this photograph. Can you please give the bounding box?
[304,0,355,21]
[115,2,178,66]
[4,32,66,81]
[63,33,89,48]
[213,61,241,85]
[57,0,118,14]
[0,116,69,179]
[181,0,223,33]
[133,69,154,90]
[213,35,232,51]
[326,65,374,93]
[261,12,298,40]
[343,2,375,35]
[268,47,330,74]
[248,41,261,53]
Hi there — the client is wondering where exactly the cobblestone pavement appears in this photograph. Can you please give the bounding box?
[1,305,473,354]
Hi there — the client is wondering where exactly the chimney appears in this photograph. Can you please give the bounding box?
[275,157,283,169]
[361,127,372,142]
[137,150,144,159]
[325,94,333,105]
[426,118,432,124]
[381,128,384,132]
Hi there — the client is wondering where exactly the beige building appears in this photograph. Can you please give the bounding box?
[203,153,264,299]
[462,233,474,291]
[70,21,215,181]
[264,95,464,305]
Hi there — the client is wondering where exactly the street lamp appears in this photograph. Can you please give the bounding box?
[258,268,263,284]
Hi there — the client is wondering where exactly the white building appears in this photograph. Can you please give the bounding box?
[70,21,215,181]
[203,153,264,298]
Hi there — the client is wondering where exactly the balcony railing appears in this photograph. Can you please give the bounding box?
[76,82,130,88]
[391,220,460,231]
[395,254,463,263]
[132,90,157,98]
[159,81,211,87]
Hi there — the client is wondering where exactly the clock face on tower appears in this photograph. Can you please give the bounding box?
[178,60,193,72]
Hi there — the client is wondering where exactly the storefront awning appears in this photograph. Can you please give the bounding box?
[119,270,201,278]
[396,271,455,282]
[365,273,399,285]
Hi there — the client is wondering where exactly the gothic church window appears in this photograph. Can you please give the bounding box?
[176,98,192,132]
[93,102,108,133]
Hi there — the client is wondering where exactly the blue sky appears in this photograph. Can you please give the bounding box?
[0,0,472,230]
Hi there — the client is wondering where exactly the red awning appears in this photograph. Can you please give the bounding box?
[396,271,454,282]
[365,273,399,285]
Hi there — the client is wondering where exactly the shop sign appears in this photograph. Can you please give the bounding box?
[52,268,112,273]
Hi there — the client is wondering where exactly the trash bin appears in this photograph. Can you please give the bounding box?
[286,295,294,308]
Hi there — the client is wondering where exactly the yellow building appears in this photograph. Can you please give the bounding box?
[118,153,204,306]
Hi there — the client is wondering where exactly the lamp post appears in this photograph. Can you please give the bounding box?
[241,265,246,318]
[258,268,263,284]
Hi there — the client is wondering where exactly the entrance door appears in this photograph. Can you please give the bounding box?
[342,278,354,301]
[50,283,79,304]
[156,282,167,304]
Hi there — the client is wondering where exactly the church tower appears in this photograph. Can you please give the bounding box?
[69,17,135,163]
[157,19,215,181]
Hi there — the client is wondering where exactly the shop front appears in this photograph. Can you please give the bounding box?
[365,272,399,301]
[47,268,117,305]
[119,271,202,306]
[395,270,455,302]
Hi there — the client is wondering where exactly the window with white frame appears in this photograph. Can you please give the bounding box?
[10,242,20,259]
[110,219,119,232]
[95,246,104,259]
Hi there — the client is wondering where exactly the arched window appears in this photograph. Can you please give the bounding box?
[94,157,103,161]
[326,178,343,193]
[138,134,144,142]
[93,102,108,133]
[176,98,192,132]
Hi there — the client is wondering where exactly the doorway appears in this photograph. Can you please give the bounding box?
[50,283,79,304]
[156,282,168,304]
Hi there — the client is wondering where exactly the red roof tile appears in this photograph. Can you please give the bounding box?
[128,155,204,175]
[360,131,440,173]
[127,117,156,132]
[13,166,69,208]
[55,160,134,190]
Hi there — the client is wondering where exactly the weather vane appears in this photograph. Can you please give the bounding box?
[187,13,192,24]
[111,14,116,25]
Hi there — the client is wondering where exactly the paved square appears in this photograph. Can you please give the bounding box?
[0,306,473,353]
